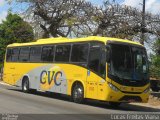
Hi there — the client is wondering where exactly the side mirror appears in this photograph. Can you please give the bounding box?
[106,45,111,63]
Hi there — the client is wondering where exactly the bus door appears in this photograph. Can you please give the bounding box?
[86,43,102,99]
[9,48,19,85]
[3,48,15,85]
[3,63,10,84]
[3,62,15,85]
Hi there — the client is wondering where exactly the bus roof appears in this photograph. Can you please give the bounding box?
[7,36,142,47]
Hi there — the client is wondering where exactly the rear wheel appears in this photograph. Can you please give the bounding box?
[72,83,84,103]
[22,78,30,93]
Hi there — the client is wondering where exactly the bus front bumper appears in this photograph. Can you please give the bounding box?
[100,82,150,103]
[105,89,149,103]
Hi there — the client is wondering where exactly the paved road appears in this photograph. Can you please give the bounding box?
[0,81,160,120]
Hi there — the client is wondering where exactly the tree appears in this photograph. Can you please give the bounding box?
[0,12,34,62]
[8,0,160,44]
[150,39,160,79]
[14,0,95,38]
[91,1,160,43]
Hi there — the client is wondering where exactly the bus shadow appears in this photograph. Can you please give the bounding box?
[8,88,160,112]
[83,100,160,112]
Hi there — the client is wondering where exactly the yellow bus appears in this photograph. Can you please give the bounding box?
[3,36,150,106]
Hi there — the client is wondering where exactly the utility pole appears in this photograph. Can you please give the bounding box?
[140,0,146,45]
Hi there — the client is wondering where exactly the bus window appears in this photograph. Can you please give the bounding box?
[100,46,106,78]
[19,47,30,62]
[71,43,88,62]
[6,49,12,62]
[30,47,42,62]
[55,45,71,62]
[41,46,54,62]
[88,44,101,73]
[11,48,19,62]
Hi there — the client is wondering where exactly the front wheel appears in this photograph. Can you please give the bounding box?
[22,78,30,93]
[72,83,84,103]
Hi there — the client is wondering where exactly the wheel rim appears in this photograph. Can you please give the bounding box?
[74,88,82,98]
[23,80,28,91]
[73,86,83,102]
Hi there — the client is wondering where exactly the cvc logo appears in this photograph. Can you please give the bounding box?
[40,70,62,86]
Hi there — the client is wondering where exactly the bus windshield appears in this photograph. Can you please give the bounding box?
[109,44,149,81]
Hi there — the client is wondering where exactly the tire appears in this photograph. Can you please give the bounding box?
[71,83,84,103]
[22,78,30,93]
[109,102,121,107]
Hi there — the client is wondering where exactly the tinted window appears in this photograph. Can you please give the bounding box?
[12,48,19,62]
[71,44,89,62]
[100,45,106,78]
[19,47,30,62]
[30,47,41,62]
[42,46,54,62]
[88,45,101,73]
[55,45,71,62]
[6,49,12,62]
[88,42,106,76]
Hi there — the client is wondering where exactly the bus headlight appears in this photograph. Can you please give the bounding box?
[143,87,150,93]
[108,83,119,92]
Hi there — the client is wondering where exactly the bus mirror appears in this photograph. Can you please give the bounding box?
[106,45,111,63]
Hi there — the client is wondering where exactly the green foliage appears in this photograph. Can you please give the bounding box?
[0,12,34,62]
[154,39,160,55]
[150,39,160,79]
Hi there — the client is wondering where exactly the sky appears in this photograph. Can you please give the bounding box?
[0,0,160,23]
[0,0,8,23]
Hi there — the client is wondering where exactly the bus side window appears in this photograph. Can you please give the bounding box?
[100,46,106,78]
[30,47,42,62]
[88,42,106,78]
[19,47,30,62]
[11,48,19,62]
[6,49,12,62]
[71,43,89,63]
[55,45,71,62]
[88,43,101,73]
[41,46,54,62]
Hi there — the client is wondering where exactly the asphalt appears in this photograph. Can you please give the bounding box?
[0,81,160,120]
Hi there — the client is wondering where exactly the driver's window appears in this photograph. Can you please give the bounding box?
[134,50,147,73]
[136,54,142,70]
[88,42,106,78]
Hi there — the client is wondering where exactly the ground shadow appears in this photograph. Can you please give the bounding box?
[8,87,160,112]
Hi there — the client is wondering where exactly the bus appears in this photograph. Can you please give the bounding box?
[3,36,150,106]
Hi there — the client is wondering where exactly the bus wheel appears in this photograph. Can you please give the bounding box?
[109,102,121,107]
[72,83,84,103]
[22,78,30,93]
